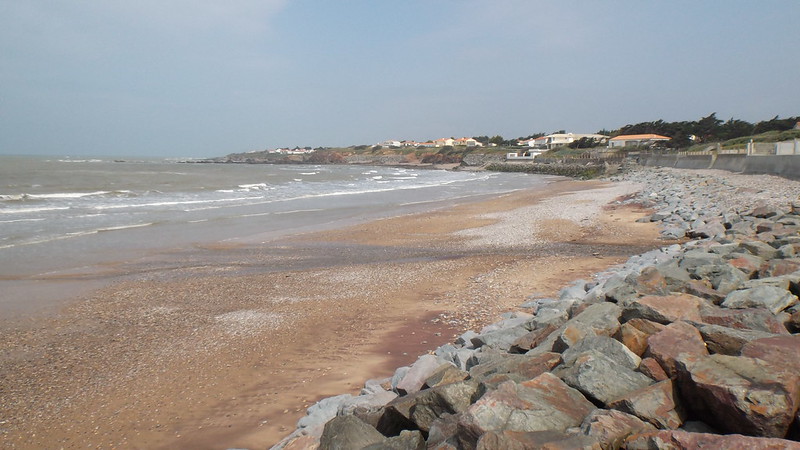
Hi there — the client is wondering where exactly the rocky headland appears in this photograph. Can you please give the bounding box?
[275,165,800,449]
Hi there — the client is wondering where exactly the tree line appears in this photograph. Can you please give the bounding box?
[478,114,799,149]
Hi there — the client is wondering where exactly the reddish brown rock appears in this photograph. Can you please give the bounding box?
[760,260,800,278]
[729,255,762,278]
[740,335,800,374]
[644,321,708,378]
[609,379,686,430]
[618,319,665,357]
[624,430,800,449]
[638,357,669,382]
[622,294,706,324]
[675,353,800,438]
[619,323,649,357]
[700,306,790,334]
[510,324,559,352]
[680,280,726,304]
[633,266,669,296]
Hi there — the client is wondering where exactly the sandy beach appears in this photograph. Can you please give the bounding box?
[0,177,663,449]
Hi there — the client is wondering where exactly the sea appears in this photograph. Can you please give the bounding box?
[0,156,551,286]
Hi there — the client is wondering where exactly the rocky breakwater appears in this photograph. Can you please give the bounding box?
[274,167,800,450]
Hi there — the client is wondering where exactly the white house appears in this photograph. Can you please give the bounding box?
[434,138,455,147]
[380,140,402,148]
[608,134,671,148]
[543,133,609,149]
[454,137,483,147]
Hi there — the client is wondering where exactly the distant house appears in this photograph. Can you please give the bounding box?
[434,138,455,147]
[608,134,671,148]
[543,133,609,150]
[380,140,402,148]
[454,137,483,147]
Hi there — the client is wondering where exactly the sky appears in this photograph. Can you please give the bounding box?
[1,1,798,158]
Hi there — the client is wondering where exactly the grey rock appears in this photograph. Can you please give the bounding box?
[722,285,799,314]
[297,394,355,430]
[561,335,641,370]
[601,275,639,305]
[362,430,425,450]
[395,354,442,395]
[476,430,600,449]
[580,409,656,450]
[319,415,385,450]
[609,379,686,430]
[552,302,622,352]
[471,326,531,351]
[740,240,779,259]
[560,350,654,406]
[457,374,594,448]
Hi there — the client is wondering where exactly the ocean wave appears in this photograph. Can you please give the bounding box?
[1,190,134,202]
[0,206,71,214]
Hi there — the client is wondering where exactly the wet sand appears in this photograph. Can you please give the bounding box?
[0,178,662,449]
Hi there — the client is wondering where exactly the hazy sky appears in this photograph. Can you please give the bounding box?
[1,1,798,157]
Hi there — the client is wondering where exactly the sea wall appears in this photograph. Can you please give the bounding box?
[638,154,800,180]
[273,166,800,449]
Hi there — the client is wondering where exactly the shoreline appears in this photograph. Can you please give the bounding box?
[0,177,662,449]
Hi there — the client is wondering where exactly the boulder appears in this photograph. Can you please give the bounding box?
[426,413,460,449]
[624,430,800,449]
[319,415,386,450]
[644,321,709,378]
[601,275,639,305]
[727,253,764,278]
[679,279,726,304]
[469,352,562,383]
[425,364,469,389]
[297,393,356,430]
[395,354,444,395]
[675,354,800,438]
[638,357,669,382]
[561,336,641,370]
[760,259,800,278]
[740,240,780,259]
[457,374,594,448]
[722,285,799,314]
[740,335,800,374]
[789,310,800,333]
[510,323,559,353]
[617,319,666,357]
[609,379,686,430]
[700,306,790,334]
[691,323,776,355]
[560,350,653,406]
[362,430,425,450]
[632,266,669,296]
[579,409,656,450]
[551,302,622,352]
[409,380,482,433]
[621,294,705,324]
[476,430,600,450]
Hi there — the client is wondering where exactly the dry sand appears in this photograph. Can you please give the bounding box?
[0,177,662,449]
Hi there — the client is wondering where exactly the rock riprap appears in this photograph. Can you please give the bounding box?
[274,166,800,449]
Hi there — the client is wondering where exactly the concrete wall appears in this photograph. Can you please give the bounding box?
[638,154,800,180]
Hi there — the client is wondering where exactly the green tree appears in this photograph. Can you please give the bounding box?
[489,135,505,146]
